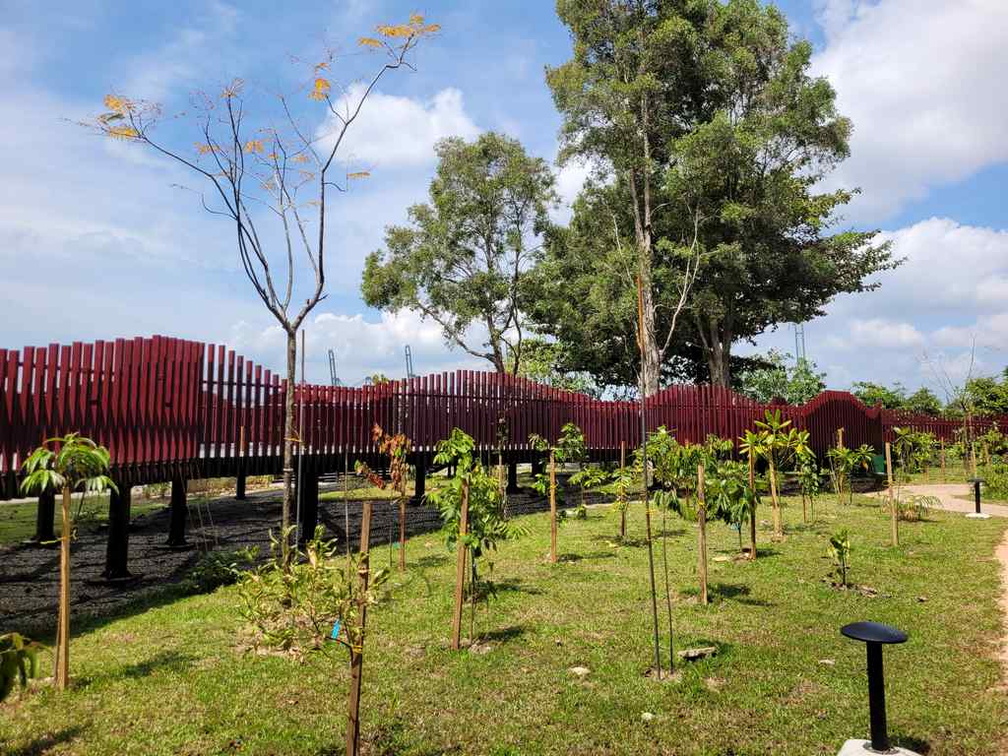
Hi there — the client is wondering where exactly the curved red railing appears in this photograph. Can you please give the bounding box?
[1,334,1005,498]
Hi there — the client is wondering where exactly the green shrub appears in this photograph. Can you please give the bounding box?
[183,547,258,594]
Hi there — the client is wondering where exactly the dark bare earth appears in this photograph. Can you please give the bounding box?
[0,483,567,636]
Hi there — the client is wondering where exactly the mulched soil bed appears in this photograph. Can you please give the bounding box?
[0,483,607,636]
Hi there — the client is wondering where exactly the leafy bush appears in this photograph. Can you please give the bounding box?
[827,530,851,588]
[238,528,388,657]
[984,464,1008,500]
[896,494,940,522]
[1,632,42,702]
[184,546,258,594]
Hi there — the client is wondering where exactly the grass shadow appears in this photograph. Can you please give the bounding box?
[477,624,529,643]
[493,578,543,596]
[557,550,616,563]
[414,554,450,569]
[81,649,197,687]
[590,534,648,548]
[893,734,931,754]
[6,726,86,756]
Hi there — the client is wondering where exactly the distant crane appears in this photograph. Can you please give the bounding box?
[404,344,415,379]
[328,349,341,387]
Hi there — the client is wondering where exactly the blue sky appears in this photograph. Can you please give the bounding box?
[1,0,1006,396]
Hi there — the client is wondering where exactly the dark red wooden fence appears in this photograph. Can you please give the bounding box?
[1,335,1005,499]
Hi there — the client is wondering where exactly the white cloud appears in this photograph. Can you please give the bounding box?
[845,319,925,350]
[812,0,1008,221]
[319,85,480,168]
[121,2,240,102]
[230,309,487,384]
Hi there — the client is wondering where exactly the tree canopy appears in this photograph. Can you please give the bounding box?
[537,0,896,390]
[361,133,556,374]
[737,351,825,405]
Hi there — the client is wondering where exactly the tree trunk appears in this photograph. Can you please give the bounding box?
[697,465,708,606]
[699,317,733,387]
[56,485,71,690]
[637,240,661,396]
[281,329,297,567]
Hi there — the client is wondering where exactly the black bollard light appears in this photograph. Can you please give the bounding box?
[841,621,908,753]
[968,477,985,514]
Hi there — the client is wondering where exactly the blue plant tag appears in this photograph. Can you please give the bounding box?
[330,619,341,640]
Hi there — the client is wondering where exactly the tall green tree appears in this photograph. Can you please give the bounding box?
[541,0,895,390]
[362,133,557,374]
[546,0,709,394]
[738,351,825,405]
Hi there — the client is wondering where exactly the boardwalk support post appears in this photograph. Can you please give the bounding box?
[414,455,427,503]
[103,483,132,580]
[30,488,56,545]
[168,475,188,548]
[506,461,519,494]
[298,470,320,542]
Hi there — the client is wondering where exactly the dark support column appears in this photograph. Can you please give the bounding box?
[413,456,427,503]
[531,457,544,476]
[33,489,56,543]
[235,472,247,500]
[298,471,319,543]
[167,476,188,547]
[104,484,132,580]
[507,462,519,494]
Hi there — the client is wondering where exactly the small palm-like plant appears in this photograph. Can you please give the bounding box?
[750,411,810,537]
[828,444,874,505]
[20,433,115,690]
[827,529,852,588]
[1,632,42,702]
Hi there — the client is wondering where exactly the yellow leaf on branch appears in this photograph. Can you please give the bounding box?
[244,139,265,154]
[107,125,139,140]
[308,77,331,101]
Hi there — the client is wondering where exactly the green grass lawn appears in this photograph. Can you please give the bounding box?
[0,494,167,545]
[2,494,1006,755]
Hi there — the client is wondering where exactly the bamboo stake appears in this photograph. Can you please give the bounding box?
[451,480,470,650]
[549,449,557,564]
[56,484,71,690]
[619,441,627,539]
[697,464,708,606]
[886,442,898,547]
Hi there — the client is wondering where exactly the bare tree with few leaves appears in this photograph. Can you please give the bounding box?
[84,17,439,565]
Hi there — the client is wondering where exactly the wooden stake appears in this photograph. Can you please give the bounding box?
[697,465,708,606]
[345,499,373,756]
[940,440,946,482]
[886,442,898,547]
[55,484,71,690]
[748,449,757,561]
[619,441,627,539]
[549,449,557,563]
[451,481,470,650]
[398,494,406,572]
